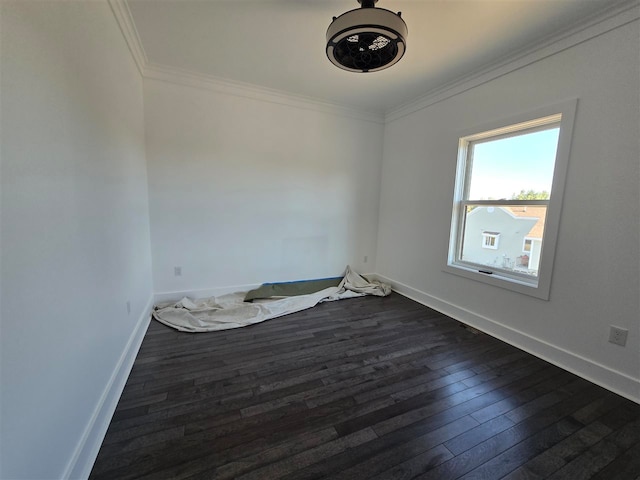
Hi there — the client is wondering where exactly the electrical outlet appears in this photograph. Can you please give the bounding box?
[609,326,628,346]
[174,266,182,276]
[126,301,131,315]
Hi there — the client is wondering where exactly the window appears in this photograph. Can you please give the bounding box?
[446,100,577,299]
[482,232,500,249]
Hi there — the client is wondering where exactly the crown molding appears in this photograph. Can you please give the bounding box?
[385,0,640,123]
[109,0,637,125]
[108,0,147,76]
[143,63,385,124]
[107,0,384,124]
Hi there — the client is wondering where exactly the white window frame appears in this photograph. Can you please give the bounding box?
[482,232,500,250]
[445,99,577,300]
[522,237,534,253]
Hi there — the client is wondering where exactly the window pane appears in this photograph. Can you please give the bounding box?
[468,128,559,200]
[461,204,547,277]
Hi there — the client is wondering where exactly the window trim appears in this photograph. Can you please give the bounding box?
[444,99,578,300]
[482,232,500,250]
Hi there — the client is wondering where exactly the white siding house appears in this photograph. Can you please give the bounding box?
[462,206,546,275]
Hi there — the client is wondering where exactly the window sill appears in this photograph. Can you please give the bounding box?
[443,263,550,300]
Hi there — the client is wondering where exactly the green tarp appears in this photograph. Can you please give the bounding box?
[244,277,342,301]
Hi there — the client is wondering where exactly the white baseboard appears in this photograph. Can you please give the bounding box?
[374,273,640,405]
[153,267,378,305]
[63,294,155,480]
[154,282,262,304]
[152,272,376,304]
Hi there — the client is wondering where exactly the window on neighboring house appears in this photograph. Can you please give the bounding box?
[482,232,500,249]
[445,100,577,300]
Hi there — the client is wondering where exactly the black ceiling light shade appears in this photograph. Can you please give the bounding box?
[326,0,408,73]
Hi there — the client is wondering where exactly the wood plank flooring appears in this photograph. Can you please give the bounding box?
[90,293,640,479]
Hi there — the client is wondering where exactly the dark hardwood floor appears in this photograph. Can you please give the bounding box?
[90,293,640,479]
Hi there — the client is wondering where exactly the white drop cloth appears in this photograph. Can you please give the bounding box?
[152,266,391,332]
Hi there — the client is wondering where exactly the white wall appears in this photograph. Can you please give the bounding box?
[0,3,636,478]
[377,19,640,400]
[144,79,384,295]
[0,2,153,478]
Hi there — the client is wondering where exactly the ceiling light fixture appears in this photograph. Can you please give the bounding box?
[326,0,408,73]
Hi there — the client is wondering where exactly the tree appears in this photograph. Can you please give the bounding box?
[511,189,549,200]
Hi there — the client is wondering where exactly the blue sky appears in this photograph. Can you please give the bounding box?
[468,127,560,200]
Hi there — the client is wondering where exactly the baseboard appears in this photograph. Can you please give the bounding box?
[374,273,640,404]
[63,294,155,480]
[154,282,263,304]
[154,270,377,305]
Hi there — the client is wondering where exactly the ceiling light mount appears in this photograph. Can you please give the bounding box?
[326,0,408,73]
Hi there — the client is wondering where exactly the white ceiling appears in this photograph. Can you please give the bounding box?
[127,0,620,114]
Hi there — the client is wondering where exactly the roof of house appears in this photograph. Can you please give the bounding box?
[505,206,547,239]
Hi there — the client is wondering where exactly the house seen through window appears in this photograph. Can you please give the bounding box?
[446,100,577,299]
